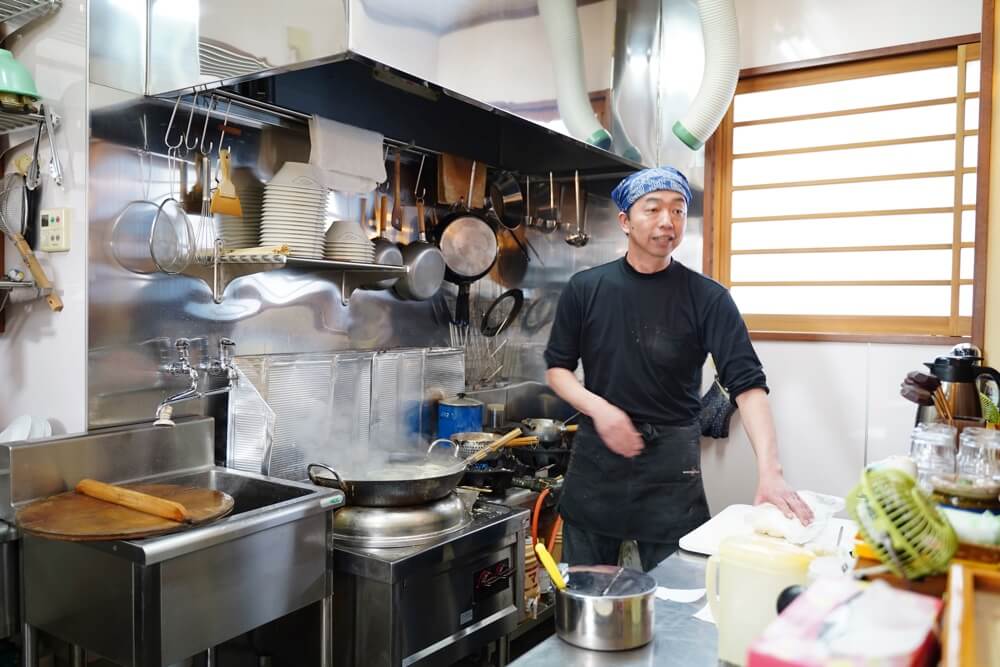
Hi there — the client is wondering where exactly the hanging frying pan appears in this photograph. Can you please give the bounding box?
[434,160,499,326]
[487,170,524,230]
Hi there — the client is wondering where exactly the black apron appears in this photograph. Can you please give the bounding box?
[558,418,710,544]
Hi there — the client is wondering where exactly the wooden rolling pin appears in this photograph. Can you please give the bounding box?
[75,479,192,524]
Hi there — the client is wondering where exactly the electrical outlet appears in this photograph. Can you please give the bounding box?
[39,208,70,252]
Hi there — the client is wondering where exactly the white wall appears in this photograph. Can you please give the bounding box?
[697,1,983,512]
[0,5,88,435]
[737,0,982,70]
[701,341,951,511]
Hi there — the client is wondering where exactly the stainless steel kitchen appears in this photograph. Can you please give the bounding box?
[1,0,999,666]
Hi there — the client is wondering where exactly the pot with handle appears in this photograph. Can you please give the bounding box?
[370,193,403,289]
[550,562,657,651]
[393,198,446,300]
[521,414,579,443]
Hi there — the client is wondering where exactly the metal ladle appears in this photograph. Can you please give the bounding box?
[565,170,590,247]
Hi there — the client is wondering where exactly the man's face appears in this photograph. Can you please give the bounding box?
[617,190,688,258]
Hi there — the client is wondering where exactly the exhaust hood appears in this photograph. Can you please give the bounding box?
[145,0,642,181]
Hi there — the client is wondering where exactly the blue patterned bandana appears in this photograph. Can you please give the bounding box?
[611,167,692,213]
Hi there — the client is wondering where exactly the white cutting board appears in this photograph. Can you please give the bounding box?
[678,504,857,556]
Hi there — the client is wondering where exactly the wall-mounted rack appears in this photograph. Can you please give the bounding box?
[0,0,60,43]
[0,278,48,315]
[0,104,62,186]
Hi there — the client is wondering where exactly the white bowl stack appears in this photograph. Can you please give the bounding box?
[324,220,375,262]
[259,162,328,258]
[219,170,264,250]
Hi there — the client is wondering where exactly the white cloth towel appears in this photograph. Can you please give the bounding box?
[308,115,386,193]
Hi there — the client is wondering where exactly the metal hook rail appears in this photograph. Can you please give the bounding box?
[156,88,447,162]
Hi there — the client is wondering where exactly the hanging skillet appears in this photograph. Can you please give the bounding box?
[434,160,499,327]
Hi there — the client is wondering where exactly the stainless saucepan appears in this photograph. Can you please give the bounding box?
[555,565,656,651]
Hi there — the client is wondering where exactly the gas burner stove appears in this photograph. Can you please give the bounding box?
[331,500,528,667]
[333,499,518,562]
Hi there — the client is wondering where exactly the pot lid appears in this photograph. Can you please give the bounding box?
[333,492,471,548]
[440,394,484,408]
[563,565,656,598]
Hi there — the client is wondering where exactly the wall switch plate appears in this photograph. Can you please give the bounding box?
[39,208,70,252]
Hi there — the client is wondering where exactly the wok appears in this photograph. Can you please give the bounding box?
[308,441,464,507]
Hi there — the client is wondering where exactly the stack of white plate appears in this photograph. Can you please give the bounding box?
[259,162,328,258]
[324,220,375,262]
[219,172,264,250]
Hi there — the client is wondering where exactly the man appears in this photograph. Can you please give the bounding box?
[544,166,813,572]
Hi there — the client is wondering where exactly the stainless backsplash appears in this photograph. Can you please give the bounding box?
[87,0,707,433]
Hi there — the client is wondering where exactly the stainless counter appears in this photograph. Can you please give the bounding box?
[510,552,718,667]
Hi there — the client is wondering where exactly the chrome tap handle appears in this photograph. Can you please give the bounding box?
[175,338,191,364]
[165,338,194,375]
[219,338,235,367]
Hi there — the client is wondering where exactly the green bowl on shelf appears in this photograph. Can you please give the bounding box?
[0,49,39,99]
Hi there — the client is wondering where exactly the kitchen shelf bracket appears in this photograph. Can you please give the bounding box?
[0,278,49,314]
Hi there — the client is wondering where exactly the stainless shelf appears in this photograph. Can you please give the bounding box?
[0,109,42,134]
[180,253,409,305]
[0,0,59,28]
[0,278,48,314]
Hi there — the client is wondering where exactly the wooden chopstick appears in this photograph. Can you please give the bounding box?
[933,388,953,424]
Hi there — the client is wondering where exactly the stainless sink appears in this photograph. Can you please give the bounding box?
[153,468,316,515]
[74,466,343,565]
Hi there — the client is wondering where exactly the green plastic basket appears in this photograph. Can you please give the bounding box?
[847,468,957,579]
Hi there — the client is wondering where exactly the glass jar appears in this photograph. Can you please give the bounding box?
[957,427,1000,483]
[909,423,957,490]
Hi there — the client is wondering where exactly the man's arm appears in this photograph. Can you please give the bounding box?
[546,367,644,457]
[735,388,813,524]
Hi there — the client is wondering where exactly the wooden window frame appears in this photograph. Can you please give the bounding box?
[704,24,993,346]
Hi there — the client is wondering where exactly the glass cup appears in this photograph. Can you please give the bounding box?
[909,423,957,490]
[957,427,1000,483]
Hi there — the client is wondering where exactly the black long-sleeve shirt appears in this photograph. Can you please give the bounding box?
[544,257,767,426]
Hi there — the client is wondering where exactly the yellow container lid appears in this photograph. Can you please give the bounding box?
[719,534,815,573]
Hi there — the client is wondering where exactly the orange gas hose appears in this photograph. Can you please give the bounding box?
[530,488,551,547]
[547,515,563,554]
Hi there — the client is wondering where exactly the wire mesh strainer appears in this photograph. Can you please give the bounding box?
[0,172,27,236]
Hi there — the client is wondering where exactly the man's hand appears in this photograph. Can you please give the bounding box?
[754,470,814,525]
[591,400,644,458]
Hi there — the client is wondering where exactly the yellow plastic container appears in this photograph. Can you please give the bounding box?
[706,535,814,666]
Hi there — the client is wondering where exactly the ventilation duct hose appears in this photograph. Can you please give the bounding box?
[672,0,740,150]
[539,0,613,149]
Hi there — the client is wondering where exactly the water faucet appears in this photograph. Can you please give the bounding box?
[201,338,238,397]
[153,337,237,427]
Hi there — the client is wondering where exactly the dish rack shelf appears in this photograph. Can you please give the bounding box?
[0,104,62,186]
[179,252,408,305]
[0,0,59,31]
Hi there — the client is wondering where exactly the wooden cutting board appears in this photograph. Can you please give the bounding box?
[16,483,235,541]
[438,153,486,207]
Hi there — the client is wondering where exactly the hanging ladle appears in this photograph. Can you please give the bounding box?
[565,170,590,247]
